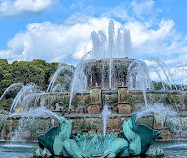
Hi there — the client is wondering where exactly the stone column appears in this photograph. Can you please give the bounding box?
[117,86,131,114]
[88,87,102,114]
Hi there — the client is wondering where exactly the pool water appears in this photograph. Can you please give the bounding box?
[149,140,187,158]
[0,141,37,158]
[0,140,186,158]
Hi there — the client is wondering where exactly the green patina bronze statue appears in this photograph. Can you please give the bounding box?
[38,115,160,158]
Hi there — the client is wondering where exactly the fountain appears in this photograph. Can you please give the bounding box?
[0,19,186,157]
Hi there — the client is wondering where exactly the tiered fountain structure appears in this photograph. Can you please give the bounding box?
[0,20,186,142]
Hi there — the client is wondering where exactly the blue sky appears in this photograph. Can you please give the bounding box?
[0,0,187,83]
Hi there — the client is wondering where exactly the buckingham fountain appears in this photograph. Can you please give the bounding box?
[0,20,187,157]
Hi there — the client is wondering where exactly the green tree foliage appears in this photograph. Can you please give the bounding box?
[0,59,58,95]
[0,59,74,109]
[152,81,182,90]
[0,59,14,94]
[0,59,62,95]
[10,59,58,90]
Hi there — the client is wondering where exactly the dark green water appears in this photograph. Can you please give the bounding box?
[0,140,186,158]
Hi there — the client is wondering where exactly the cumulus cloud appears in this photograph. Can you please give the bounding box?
[166,54,187,67]
[124,19,187,57]
[0,0,59,19]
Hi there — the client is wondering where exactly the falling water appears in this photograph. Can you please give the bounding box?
[171,67,187,90]
[109,59,112,89]
[47,65,74,92]
[0,83,23,101]
[68,52,91,112]
[150,65,166,90]
[11,107,60,141]
[108,20,114,89]
[68,62,87,112]
[20,93,39,111]
[151,58,178,90]
[102,105,111,135]
[136,104,183,136]
[51,84,64,92]
[9,84,42,113]
[127,60,152,107]
[33,92,46,107]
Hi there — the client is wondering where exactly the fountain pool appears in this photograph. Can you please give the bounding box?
[0,140,186,158]
[0,141,38,158]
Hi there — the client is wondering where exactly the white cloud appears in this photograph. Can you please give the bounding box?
[101,5,131,21]
[123,19,187,57]
[170,66,187,84]
[166,54,187,67]
[0,0,59,19]
[131,0,154,17]
[129,19,175,46]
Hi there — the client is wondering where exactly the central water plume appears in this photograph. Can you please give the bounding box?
[91,19,132,59]
[102,105,111,135]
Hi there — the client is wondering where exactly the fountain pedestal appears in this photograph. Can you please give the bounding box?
[117,86,131,114]
[88,87,102,114]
